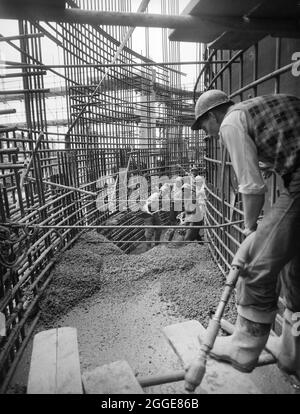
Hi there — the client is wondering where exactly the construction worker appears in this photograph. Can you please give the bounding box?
[190,89,300,378]
[159,183,176,242]
[141,188,163,249]
[181,183,206,243]
[190,165,199,178]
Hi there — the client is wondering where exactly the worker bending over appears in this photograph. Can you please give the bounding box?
[190,89,300,378]
[181,182,206,243]
[141,190,162,249]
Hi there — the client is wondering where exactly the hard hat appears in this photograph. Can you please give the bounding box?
[191,89,234,131]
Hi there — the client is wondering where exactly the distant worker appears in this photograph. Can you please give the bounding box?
[141,189,162,249]
[190,165,200,178]
[189,166,206,195]
[159,183,176,242]
[181,183,206,243]
[188,89,300,379]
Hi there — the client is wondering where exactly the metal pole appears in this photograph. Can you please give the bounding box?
[6,220,244,230]
[0,60,230,69]
[2,9,298,33]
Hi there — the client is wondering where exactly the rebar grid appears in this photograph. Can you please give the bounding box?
[0,0,203,391]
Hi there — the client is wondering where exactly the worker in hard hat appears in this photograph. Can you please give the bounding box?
[189,89,300,379]
[158,182,176,242]
[181,183,206,243]
[190,165,200,178]
[141,188,163,249]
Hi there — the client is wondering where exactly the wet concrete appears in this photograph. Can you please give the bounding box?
[9,276,298,394]
[7,232,300,394]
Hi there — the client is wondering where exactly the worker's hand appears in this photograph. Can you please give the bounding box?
[262,170,272,179]
[259,161,273,179]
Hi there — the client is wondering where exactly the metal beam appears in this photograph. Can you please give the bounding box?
[0,8,299,35]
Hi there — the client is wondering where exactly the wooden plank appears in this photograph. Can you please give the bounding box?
[56,327,83,394]
[163,320,262,394]
[27,327,83,394]
[27,328,57,394]
[82,360,144,394]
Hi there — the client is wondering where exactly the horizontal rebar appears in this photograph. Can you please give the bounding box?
[82,240,210,244]
[0,71,47,79]
[0,109,17,115]
[2,220,244,230]
[0,88,50,95]
[0,33,44,42]
[0,60,230,69]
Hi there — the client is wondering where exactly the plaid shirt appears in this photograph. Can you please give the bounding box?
[225,94,300,176]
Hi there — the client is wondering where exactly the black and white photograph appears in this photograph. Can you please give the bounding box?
[0,0,300,400]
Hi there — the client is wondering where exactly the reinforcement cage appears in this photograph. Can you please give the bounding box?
[0,0,203,392]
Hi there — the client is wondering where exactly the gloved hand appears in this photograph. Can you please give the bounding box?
[259,161,274,179]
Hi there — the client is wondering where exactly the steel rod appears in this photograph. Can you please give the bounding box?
[0,33,44,42]
[19,132,44,189]
[230,62,295,98]
[0,109,17,115]
[0,147,19,154]
[0,60,230,69]
[3,221,244,230]
[0,71,47,79]
[27,177,97,197]
[0,163,25,170]
[0,88,50,95]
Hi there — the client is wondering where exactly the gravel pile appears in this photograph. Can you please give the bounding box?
[38,232,124,325]
[39,231,237,327]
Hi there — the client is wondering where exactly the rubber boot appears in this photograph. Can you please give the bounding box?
[266,309,300,379]
[210,314,271,372]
